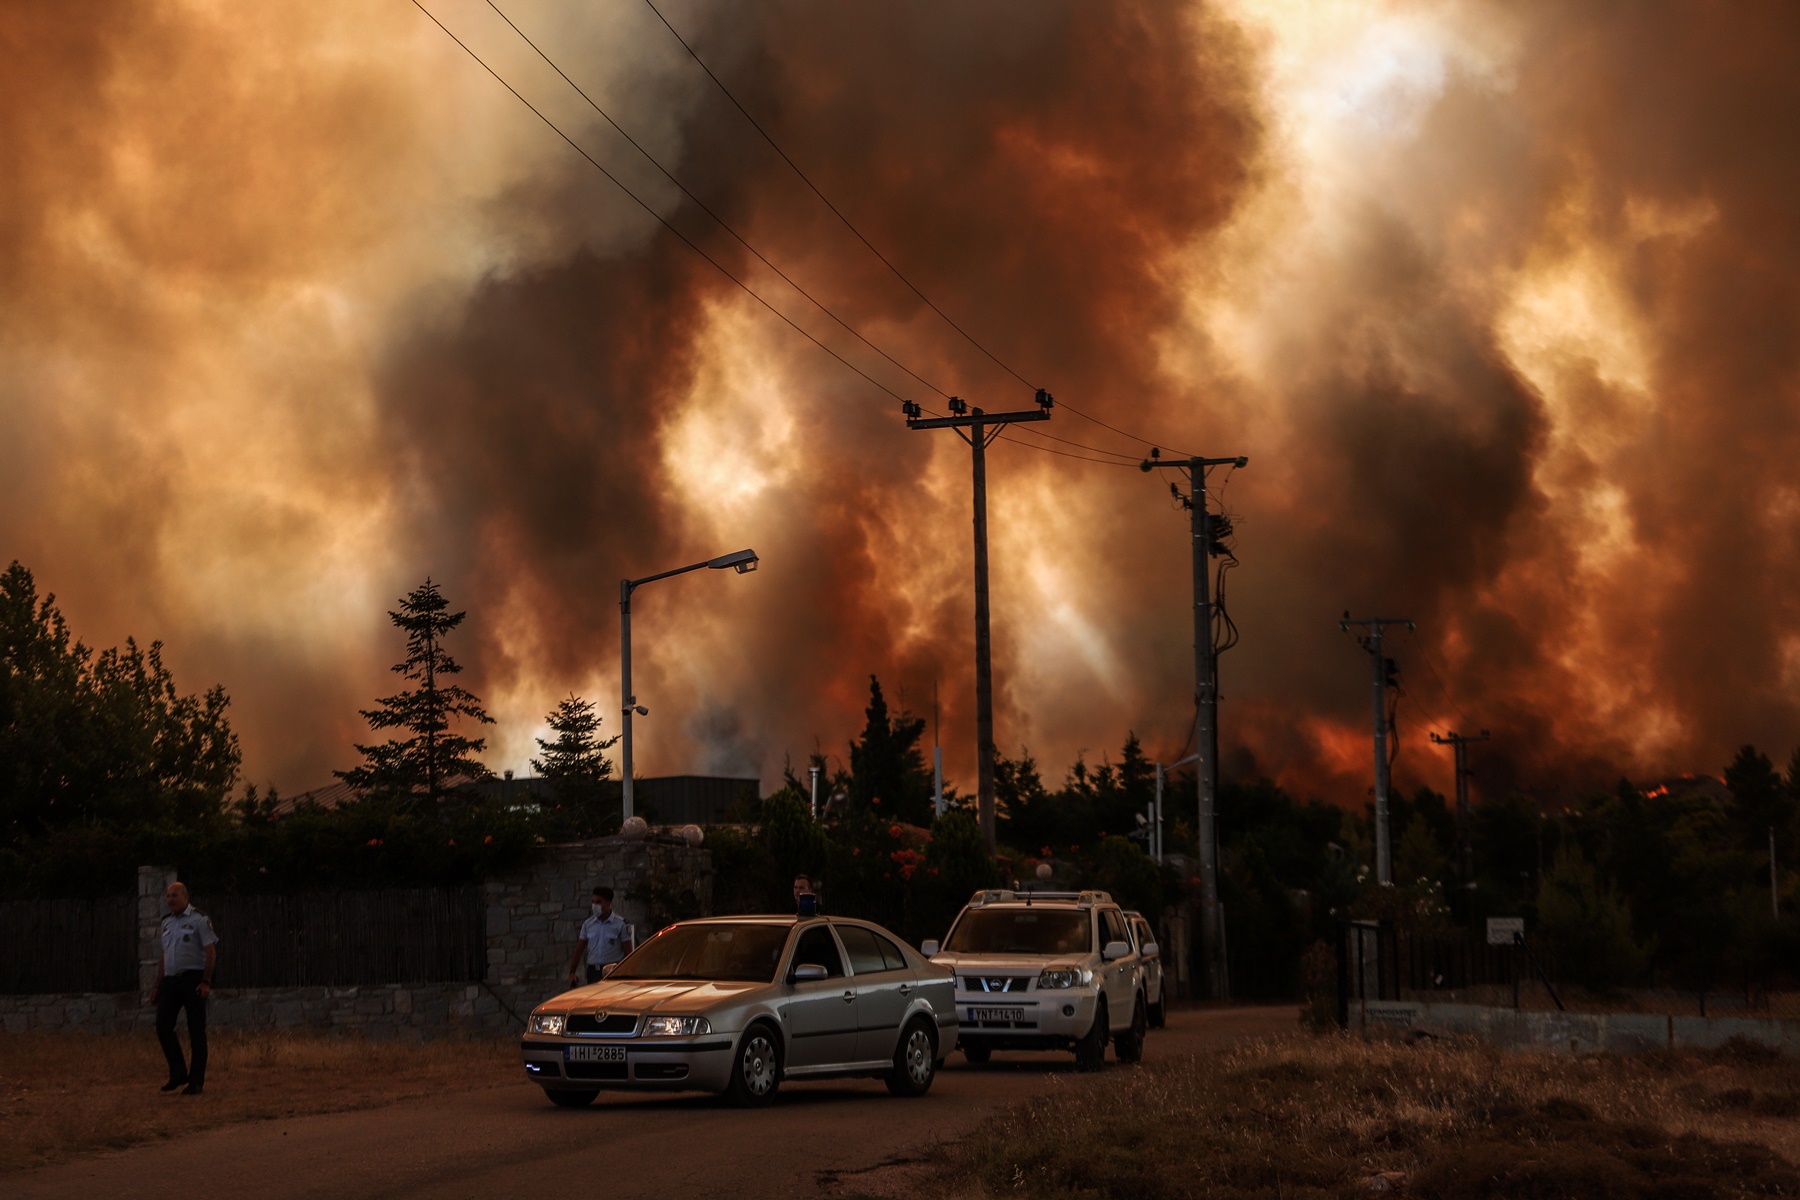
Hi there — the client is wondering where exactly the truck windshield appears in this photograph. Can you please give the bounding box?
[944,909,1090,955]
[608,923,791,983]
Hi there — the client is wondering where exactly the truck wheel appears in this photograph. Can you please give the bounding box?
[1115,995,1147,1064]
[1074,998,1108,1072]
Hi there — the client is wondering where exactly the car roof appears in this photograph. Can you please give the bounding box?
[668,915,898,931]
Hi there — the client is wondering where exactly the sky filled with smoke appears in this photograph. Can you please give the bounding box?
[4,0,1798,809]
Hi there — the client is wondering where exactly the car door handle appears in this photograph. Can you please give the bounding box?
[898,984,913,996]
[842,989,856,1003]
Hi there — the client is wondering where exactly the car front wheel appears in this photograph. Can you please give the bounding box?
[725,1023,782,1108]
[886,1019,938,1097]
[962,1039,992,1064]
[545,1088,598,1108]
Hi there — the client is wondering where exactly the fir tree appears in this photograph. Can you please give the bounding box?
[531,695,617,835]
[337,578,492,804]
[847,676,932,825]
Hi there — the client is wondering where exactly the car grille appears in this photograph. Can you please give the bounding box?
[966,1013,1038,1029]
[960,975,1031,993]
[565,1061,629,1080]
[567,1013,638,1035]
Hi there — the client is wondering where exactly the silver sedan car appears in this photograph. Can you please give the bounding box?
[521,915,957,1107]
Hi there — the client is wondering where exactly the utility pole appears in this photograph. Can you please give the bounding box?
[905,391,1053,850]
[1142,450,1246,1002]
[1430,729,1490,886]
[1154,752,1199,863]
[933,678,945,818]
[1773,826,1781,920]
[1341,614,1413,885]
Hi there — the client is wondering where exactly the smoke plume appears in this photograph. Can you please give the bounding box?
[3,0,1797,812]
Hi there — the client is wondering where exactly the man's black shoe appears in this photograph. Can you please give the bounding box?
[182,1084,204,1096]
[161,1080,188,1093]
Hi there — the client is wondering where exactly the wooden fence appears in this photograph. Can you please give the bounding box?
[0,896,136,994]
[0,887,487,994]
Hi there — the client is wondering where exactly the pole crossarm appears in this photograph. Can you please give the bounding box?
[905,408,1048,431]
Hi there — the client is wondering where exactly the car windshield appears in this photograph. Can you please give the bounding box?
[607,923,791,983]
[944,908,1091,955]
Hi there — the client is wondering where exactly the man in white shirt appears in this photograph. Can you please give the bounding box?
[153,881,218,1095]
[568,885,633,986]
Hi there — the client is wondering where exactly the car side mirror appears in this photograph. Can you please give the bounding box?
[600,963,617,978]
[792,963,828,982]
[1102,940,1131,962]
[1141,941,1159,959]
[920,940,940,957]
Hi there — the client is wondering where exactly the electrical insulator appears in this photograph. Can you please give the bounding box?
[1035,388,1054,410]
[948,396,968,416]
[1383,656,1400,688]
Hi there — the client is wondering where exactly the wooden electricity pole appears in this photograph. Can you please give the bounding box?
[905,392,1053,850]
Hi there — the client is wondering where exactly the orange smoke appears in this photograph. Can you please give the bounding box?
[3,0,1798,811]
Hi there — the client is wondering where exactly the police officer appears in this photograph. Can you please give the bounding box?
[567,885,633,986]
[153,881,218,1095]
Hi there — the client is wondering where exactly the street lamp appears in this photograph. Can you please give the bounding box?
[620,548,759,823]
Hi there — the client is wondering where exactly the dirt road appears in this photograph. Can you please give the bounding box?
[13,1006,1291,1200]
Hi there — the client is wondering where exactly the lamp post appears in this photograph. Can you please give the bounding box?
[620,548,758,823]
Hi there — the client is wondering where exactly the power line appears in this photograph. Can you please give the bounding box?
[638,0,1196,460]
[487,0,954,404]
[994,432,1138,466]
[412,0,919,408]
[1406,624,1476,732]
[641,0,1037,393]
[1001,424,1142,462]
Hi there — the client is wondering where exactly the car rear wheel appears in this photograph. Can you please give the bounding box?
[545,1088,598,1108]
[1074,998,1108,1072]
[961,1040,992,1065]
[885,1019,938,1097]
[1115,994,1147,1064]
[725,1023,782,1108]
[1148,988,1166,1029]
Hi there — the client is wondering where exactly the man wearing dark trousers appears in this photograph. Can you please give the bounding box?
[153,881,218,1095]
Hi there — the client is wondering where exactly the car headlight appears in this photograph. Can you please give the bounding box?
[529,1013,566,1035]
[641,1015,711,1037]
[1036,967,1093,989]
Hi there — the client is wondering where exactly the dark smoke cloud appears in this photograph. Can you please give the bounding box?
[5,0,1800,813]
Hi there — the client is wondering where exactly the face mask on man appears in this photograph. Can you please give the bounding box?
[592,903,607,918]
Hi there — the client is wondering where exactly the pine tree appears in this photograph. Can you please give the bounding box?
[337,578,492,804]
[847,676,932,825]
[531,695,617,835]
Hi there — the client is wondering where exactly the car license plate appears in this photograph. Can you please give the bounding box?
[565,1044,626,1063]
[969,1006,1025,1022]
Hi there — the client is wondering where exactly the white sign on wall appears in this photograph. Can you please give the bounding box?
[1486,917,1525,945]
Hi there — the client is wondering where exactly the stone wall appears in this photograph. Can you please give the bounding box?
[1353,999,1800,1056]
[0,835,712,1040]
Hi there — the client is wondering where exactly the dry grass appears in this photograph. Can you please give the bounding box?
[0,1030,517,1172]
[877,1035,1800,1199]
